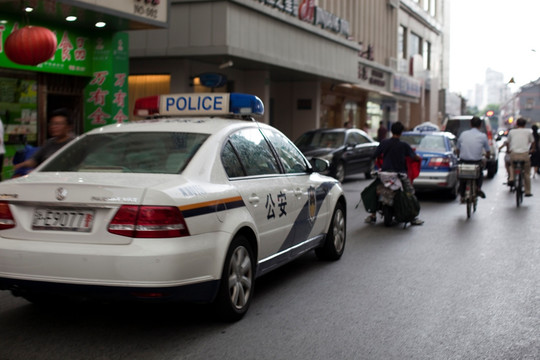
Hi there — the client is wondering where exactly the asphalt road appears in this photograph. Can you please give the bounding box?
[0,161,538,360]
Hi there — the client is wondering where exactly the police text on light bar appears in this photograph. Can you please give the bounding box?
[134,93,264,117]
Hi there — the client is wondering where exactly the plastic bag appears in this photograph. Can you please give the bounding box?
[393,190,420,223]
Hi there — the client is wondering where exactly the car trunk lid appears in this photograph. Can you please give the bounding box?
[0,173,184,245]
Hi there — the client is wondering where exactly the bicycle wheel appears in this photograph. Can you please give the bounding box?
[472,181,478,213]
[465,180,472,218]
[516,173,523,207]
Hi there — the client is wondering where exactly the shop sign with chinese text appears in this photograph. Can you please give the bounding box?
[84,32,129,131]
[0,20,93,76]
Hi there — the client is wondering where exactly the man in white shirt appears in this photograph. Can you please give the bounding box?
[507,117,535,196]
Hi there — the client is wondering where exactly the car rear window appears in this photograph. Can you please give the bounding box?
[401,134,447,151]
[445,119,487,137]
[41,132,209,174]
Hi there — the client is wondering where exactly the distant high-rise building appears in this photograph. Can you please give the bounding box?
[485,68,504,107]
[474,84,484,109]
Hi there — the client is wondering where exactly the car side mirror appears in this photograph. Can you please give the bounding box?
[310,158,329,173]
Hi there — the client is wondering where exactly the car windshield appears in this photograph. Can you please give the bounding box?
[40,132,209,174]
[402,134,446,151]
[295,131,345,149]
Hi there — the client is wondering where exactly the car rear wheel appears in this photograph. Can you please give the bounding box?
[214,235,255,322]
[21,293,58,306]
[486,160,498,178]
[447,180,458,200]
[20,292,78,308]
[315,202,346,261]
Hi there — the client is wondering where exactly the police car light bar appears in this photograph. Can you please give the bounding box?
[133,93,264,117]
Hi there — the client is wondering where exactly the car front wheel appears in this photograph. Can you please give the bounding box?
[214,235,255,322]
[315,201,346,261]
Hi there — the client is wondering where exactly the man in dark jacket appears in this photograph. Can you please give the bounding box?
[13,108,75,172]
[365,121,424,225]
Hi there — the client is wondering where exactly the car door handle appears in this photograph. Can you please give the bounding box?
[294,188,303,197]
[248,195,260,204]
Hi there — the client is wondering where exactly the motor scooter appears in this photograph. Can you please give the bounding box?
[359,156,421,228]
[360,170,419,228]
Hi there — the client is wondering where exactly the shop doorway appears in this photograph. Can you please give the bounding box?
[46,94,83,137]
[43,73,87,140]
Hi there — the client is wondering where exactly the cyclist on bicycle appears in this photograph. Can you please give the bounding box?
[456,116,490,201]
[505,117,535,197]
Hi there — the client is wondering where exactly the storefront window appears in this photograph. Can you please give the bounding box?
[344,101,358,128]
[366,101,382,138]
[0,75,38,179]
[0,77,37,142]
[128,75,171,120]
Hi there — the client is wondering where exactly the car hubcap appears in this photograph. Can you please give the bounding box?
[332,209,345,252]
[228,246,252,310]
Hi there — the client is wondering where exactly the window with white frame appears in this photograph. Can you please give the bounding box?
[399,25,407,59]
[409,32,421,58]
[422,0,436,15]
[423,40,431,70]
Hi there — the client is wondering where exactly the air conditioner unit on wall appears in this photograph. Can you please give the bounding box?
[388,0,399,8]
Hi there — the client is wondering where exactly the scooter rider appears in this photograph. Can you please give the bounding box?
[456,116,490,201]
[365,121,423,225]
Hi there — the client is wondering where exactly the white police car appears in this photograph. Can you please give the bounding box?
[0,93,346,321]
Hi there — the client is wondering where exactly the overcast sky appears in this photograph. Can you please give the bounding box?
[449,0,540,94]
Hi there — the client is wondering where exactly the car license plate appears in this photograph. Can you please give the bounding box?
[32,208,95,232]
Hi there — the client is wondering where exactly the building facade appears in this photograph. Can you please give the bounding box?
[485,68,504,108]
[396,0,449,129]
[500,78,540,129]
[129,0,449,140]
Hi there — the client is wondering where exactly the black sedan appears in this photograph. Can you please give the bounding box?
[295,128,378,182]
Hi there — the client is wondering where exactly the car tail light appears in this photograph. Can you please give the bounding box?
[133,96,159,117]
[485,125,494,145]
[428,157,450,168]
[0,202,16,230]
[108,205,190,238]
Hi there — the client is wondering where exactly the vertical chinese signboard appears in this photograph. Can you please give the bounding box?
[84,32,129,131]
